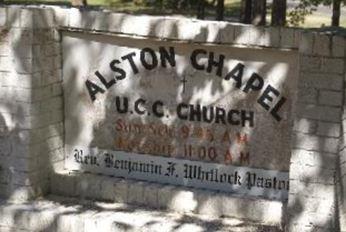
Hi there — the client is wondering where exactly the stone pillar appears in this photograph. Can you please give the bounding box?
[0,7,64,202]
[288,31,346,231]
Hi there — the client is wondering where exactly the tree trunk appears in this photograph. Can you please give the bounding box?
[240,0,252,24]
[71,0,87,7]
[197,0,205,19]
[251,0,266,25]
[332,0,341,26]
[216,0,225,21]
[271,0,286,26]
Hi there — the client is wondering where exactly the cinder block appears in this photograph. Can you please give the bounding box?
[316,121,340,137]
[318,90,342,107]
[332,35,345,57]
[0,57,13,72]
[33,8,55,29]
[299,32,314,54]
[296,103,341,123]
[0,8,6,27]
[263,27,280,47]
[234,24,254,46]
[142,182,159,208]
[292,131,340,154]
[218,22,235,44]
[52,7,69,27]
[163,18,205,42]
[158,185,197,213]
[280,27,296,48]
[127,180,145,206]
[195,190,222,217]
[289,180,335,198]
[290,149,336,169]
[313,34,331,57]
[0,42,10,56]
[293,118,317,134]
[300,55,321,71]
[299,72,343,91]
[321,57,345,74]
[289,163,335,184]
[6,7,21,28]
[113,178,127,203]
[99,177,116,201]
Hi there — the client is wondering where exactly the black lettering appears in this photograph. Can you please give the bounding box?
[190,49,207,71]
[257,85,280,111]
[134,98,146,115]
[202,106,214,123]
[122,52,139,74]
[110,59,126,80]
[152,101,164,117]
[271,97,287,122]
[140,47,158,70]
[116,96,128,113]
[177,103,188,120]
[159,46,176,67]
[189,104,202,121]
[215,107,226,124]
[241,110,254,127]
[207,52,225,77]
[95,70,115,89]
[224,63,244,89]
[243,73,264,93]
[227,109,240,125]
[85,79,105,102]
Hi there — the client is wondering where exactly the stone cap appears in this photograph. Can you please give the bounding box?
[1,5,346,56]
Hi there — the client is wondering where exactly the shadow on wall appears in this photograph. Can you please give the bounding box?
[0,6,340,232]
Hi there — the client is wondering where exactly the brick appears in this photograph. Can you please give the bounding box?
[113,178,127,203]
[289,163,335,184]
[195,190,222,217]
[127,180,145,205]
[0,8,6,27]
[296,103,341,123]
[219,23,235,44]
[142,182,159,208]
[289,180,335,198]
[50,172,76,196]
[321,57,345,74]
[292,132,340,153]
[6,7,21,28]
[297,86,318,104]
[100,178,116,201]
[300,56,321,71]
[299,33,314,54]
[318,90,343,106]
[280,27,296,48]
[332,35,345,57]
[0,42,10,56]
[158,186,197,213]
[263,27,280,47]
[33,8,55,29]
[299,72,343,91]
[316,121,340,137]
[290,149,337,169]
[313,34,331,57]
[293,118,317,134]
[48,148,64,163]
[0,57,13,72]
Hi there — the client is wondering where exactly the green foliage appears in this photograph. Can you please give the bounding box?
[288,0,344,26]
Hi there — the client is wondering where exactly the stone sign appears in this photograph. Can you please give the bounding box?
[63,31,298,200]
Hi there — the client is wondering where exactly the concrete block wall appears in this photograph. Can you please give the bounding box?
[0,5,345,232]
[288,31,346,232]
[0,7,64,202]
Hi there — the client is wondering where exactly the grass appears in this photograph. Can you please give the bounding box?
[3,0,346,28]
